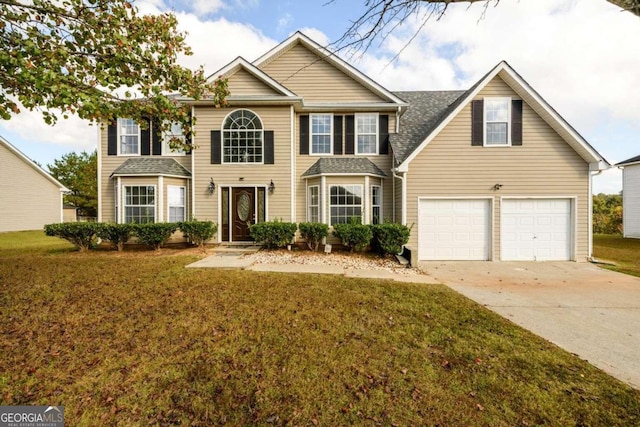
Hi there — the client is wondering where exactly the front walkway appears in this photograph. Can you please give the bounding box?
[419,261,640,389]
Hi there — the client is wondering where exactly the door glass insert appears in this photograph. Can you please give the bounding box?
[237,192,251,221]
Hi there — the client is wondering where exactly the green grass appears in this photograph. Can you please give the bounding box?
[1,232,639,426]
[594,234,640,277]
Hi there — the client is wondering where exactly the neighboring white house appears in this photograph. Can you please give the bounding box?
[0,136,68,232]
[617,155,640,239]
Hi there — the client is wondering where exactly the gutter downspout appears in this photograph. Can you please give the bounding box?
[392,168,407,225]
[588,168,603,261]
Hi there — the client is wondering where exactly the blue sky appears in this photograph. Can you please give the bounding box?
[2,0,638,193]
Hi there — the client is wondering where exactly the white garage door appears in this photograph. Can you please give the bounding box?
[418,199,491,261]
[501,198,572,261]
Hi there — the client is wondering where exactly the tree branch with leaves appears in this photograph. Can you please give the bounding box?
[0,0,229,152]
[335,0,639,57]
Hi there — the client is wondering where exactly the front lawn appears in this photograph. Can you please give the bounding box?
[1,231,639,426]
[594,234,640,277]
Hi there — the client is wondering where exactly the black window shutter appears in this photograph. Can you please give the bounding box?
[211,130,221,164]
[185,132,192,155]
[471,100,484,146]
[139,119,150,155]
[299,115,309,155]
[345,115,355,155]
[333,115,343,155]
[151,120,162,155]
[107,121,117,155]
[264,131,274,164]
[379,114,389,154]
[511,99,523,146]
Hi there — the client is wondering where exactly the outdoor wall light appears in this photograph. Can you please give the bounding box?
[493,183,503,191]
[268,180,275,194]
[207,177,215,194]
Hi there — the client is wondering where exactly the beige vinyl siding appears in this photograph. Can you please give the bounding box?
[294,113,394,228]
[404,76,589,261]
[0,144,63,232]
[98,124,192,222]
[259,43,385,102]
[192,106,292,240]
[227,68,281,96]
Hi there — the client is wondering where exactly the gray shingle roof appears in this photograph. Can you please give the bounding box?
[617,154,640,166]
[390,90,467,165]
[302,157,387,177]
[111,158,191,178]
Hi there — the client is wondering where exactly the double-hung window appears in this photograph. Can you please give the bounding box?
[371,185,382,225]
[310,114,332,155]
[163,121,186,156]
[308,186,320,222]
[484,98,510,146]
[356,114,378,154]
[118,118,140,155]
[168,186,185,222]
[330,185,362,225]
[124,185,155,224]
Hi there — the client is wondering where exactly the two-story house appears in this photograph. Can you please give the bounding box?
[97,32,609,262]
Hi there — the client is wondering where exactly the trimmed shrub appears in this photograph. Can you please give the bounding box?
[371,223,411,256]
[44,222,98,251]
[250,221,297,249]
[97,223,133,251]
[133,223,178,250]
[332,218,373,253]
[299,222,329,251]
[179,219,218,250]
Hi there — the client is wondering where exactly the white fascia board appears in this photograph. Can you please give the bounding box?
[253,32,407,106]
[302,172,386,179]
[0,134,69,191]
[110,173,192,180]
[299,102,407,112]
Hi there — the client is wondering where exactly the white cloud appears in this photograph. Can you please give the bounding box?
[278,13,293,34]
[192,0,225,16]
[175,15,276,73]
[0,107,96,151]
[296,27,330,47]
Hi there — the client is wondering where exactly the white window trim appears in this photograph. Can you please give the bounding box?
[307,185,320,222]
[371,184,382,224]
[221,109,265,165]
[117,118,141,156]
[162,121,186,157]
[483,97,512,147]
[167,185,186,223]
[122,184,156,224]
[329,184,363,227]
[309,113,333,156]
[355,113,379,155]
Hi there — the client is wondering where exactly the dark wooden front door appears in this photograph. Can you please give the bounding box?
[232,188,255,241]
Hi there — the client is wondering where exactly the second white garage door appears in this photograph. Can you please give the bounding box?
[418,199,491,261]
[501,198,572,261]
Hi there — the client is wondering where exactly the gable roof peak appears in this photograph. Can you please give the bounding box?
[253,31,407,106]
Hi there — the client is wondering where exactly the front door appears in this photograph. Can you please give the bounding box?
[232,188,255,241]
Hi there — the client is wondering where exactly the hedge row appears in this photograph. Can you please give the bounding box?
[44,220,217,252]
[250,220,411,256]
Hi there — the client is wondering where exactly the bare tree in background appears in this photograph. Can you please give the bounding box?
[335,0,639,56]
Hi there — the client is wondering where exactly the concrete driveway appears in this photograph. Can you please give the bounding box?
[419,261,640,389]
